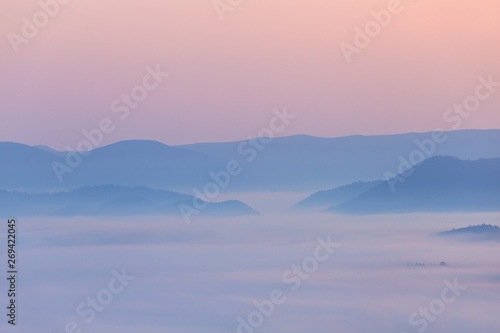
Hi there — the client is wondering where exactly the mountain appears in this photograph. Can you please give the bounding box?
[1,129,500,192]
[0,140,227,192]
[437,224,500,242]
[329,156,500,214]
[293,180,382,209]
[178,129,500,191]
[0,185,258,217]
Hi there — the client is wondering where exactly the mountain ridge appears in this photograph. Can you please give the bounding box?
[0,185,259,217]
[2,129,500,192]
[329,156,500,214]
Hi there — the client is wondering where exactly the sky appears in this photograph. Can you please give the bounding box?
[1,0,500,150]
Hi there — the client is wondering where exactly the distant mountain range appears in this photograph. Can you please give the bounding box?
[0,140,226,192]
[294,156,500,214]
[1,129,500,192]
[0,185,258,217]
[437,224,500,241]
[178,129,500,191]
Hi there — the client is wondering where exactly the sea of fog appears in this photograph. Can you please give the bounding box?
[2,193,499,333]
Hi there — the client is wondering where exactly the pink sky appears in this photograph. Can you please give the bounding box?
[1,0,499,150]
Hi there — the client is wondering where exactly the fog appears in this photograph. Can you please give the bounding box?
[2,195,499,332]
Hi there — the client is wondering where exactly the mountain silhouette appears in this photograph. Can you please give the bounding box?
[293,180,382,209]
[0,185,258,217]
[178,129,500,190]
[2,129,500,192]
[437,224,500,242]
[329,156,500,214]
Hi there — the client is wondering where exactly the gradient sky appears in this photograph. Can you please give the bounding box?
[1,0,499,149]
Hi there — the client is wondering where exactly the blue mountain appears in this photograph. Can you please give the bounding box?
[178,129,500,191]
[437,224,500,241]
[0,185,258,217]
[329,156,500,214]
[1,129,500,192]
[0,140,227,192]
[293,180,382,209]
